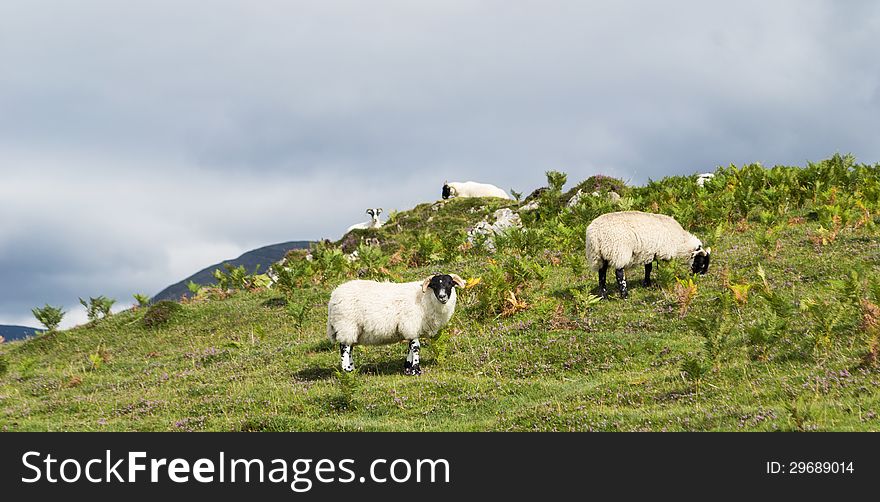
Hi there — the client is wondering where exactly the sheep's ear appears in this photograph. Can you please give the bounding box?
[449,273,466,288]
[705,247,712,255]
[421,276,434,293]
[377,208,383,214]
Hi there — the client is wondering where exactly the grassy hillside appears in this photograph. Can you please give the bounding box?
[151,240,311,302]
[2,154,880,431]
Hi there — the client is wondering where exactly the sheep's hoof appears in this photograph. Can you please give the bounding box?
[620,292,628,300]
[342,365,354,372]
[642,280,652,287]
[404,364,422,376]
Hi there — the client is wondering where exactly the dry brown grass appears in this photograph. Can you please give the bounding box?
[673,277,698,318]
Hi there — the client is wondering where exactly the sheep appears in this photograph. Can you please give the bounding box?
[696,173,715,187]
[327,273,466,375]
[442,181,511,200]
[585,211,711,299]
[346,208,383,233]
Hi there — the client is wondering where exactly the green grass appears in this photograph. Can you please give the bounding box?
[2,158,880,431]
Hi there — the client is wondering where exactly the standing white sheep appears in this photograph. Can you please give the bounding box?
[346,208,383,233]
[585,211,711,299]
[327,273,466,375]
[442,181,511,200]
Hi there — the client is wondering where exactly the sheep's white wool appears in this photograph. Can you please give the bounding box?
[696,173,715,187]
[445,181,511,199]
[346,208,383,233]
[586,211,702,271]
[327,279,457,346]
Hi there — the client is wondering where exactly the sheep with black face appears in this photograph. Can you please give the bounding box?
[442,181,511,200]
[327,274,465,375]
[586,211,711,299]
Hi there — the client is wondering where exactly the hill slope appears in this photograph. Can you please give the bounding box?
[151,240,311,302]
[2,155,880,431]
[0,325,40,343]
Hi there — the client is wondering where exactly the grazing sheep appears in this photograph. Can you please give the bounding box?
[442,181,511,200]
[696,173,715,187]
[585,211,711,299]
[346,208,383,233]
[327,274,466,375]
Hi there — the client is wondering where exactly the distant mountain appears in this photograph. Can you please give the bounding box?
[151,240,311,302]
[0,325,41,342]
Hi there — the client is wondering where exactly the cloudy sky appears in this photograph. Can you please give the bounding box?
[1,0,879,328]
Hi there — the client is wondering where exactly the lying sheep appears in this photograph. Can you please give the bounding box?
[327,274,466,375]
[585,211,711,299]
[442,181,511,200]
[346,208,383,233]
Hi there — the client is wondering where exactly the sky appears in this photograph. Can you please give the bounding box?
[1,0,879,328]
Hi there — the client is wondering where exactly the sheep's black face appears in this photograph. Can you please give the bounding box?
[442,184,452,199]
[692,252,710,275]
[426,274,456,304]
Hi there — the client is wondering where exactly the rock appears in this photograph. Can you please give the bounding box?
[518,200,540,212]
[567,189,621,208]
[466,208,523,252]
[567,189,586,207]
[491,208,522,232]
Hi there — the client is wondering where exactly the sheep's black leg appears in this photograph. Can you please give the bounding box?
[616,268,628,299]
[340,343,354,372]
[598,261,609,299]
[404,339,421,376]
[643,263,652,287]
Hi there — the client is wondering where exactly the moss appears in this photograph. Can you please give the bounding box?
[562,175,629,203]
[142,300,183,328]
[262,297,289,308]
